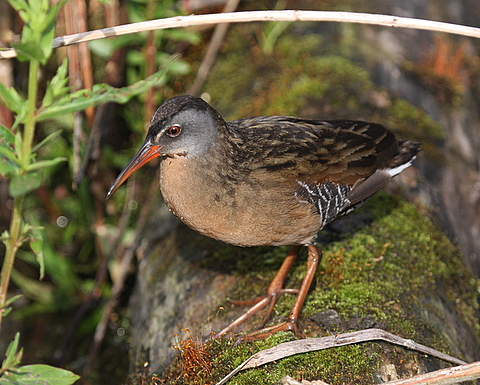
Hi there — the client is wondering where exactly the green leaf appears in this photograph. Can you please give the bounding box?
[37,59,178,121]
[87,39,115,60]
[29,230,45,279]
[0,124,15,145]
[0,229,8,242]
[0,125,19,177]
[1,307,13,317]
[9,0,69,64]
[4,295,24,307]
[26,157,66,172]
[0,144,20,164]
[37,23,56,65]
[0,83,26,116]
[2,364,80,385]
[159,56,191,75]
[16,223,46,280]
[0,147,20,177]
[1,333,23,370]
[13,39,46,63]
[31,130,63,153]
[165,28,201,45]
[6,0,29,13]
[0,124,20,178]
[35,241,80,298]
[9,172,41,197]
[42,59,70,108]
[14,131,22,160]
[0,295,24,317]
[11,269,53,303]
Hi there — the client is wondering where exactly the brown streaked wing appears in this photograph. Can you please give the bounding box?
[230,118,396,187]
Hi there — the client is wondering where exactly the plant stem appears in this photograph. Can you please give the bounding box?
[21,59,39,165]
[0,196,24,329]
[0,59,39,329]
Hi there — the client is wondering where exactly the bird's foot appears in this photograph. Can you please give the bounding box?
[214,289,300,339]
[213,245,322,342]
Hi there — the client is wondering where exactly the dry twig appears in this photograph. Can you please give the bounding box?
[2,11,480,60]
[215,329,467,385]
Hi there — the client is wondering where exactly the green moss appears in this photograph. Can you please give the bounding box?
[203,333,380,385]
[205,31,375,119]
[298,194,478,352]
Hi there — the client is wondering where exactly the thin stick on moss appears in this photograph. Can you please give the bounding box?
[1,10,480,60]
[215,328,467,385]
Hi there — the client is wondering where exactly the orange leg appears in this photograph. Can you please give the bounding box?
[215,245,322,341]
[215,245,300,338]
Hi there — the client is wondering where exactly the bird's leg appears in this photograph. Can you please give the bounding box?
[228,245,300,309]
[237,244,322,342]
[214,246,301,338]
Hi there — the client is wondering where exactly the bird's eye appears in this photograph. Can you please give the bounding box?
[167,125,181,137]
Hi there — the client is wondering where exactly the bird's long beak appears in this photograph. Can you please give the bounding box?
[106,137,161,199]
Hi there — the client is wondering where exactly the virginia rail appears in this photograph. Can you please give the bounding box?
[107,95,420,339]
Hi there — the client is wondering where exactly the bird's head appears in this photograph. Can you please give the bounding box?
[106,95,222,198]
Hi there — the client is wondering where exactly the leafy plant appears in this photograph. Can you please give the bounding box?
[0,0,190,382]
[257,0,290,55]
[1,333,80,384]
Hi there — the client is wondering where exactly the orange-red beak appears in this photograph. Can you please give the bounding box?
[106,137,161,199]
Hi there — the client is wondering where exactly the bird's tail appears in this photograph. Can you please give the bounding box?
[386,140,421,177]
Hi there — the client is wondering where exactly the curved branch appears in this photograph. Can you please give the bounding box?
[2,10,480,60]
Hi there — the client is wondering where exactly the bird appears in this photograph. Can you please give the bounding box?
[107,94,420,340]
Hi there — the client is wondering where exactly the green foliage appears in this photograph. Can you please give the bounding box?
[0,0,196,382]
[1,334,79,384]
[0,124,18,176]
[0,1,80,382]
[9,0,69,64]
[0,295,23,317]
[2,364,80,385]
[8,173,41,197]
[37,61,177,121]
[0,87,27,130]
[1,333,23,375]
[259,21,291,55]
[0,335,77,385]
[94,0,200,91]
